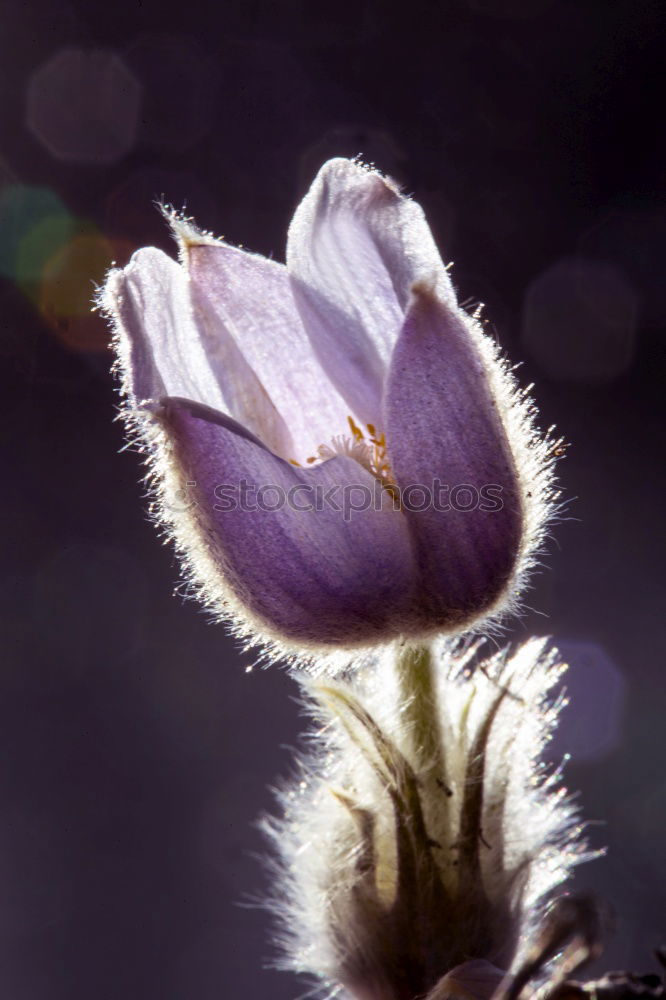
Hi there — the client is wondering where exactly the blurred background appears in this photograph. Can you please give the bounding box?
[1,0,664,996]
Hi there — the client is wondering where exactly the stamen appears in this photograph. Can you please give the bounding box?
[291,418,399,503]
[347,416,364,443]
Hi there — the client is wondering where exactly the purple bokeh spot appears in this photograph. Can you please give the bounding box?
[522,257,638,383]
[27,48,141,164]
[579,209,666,325]
[550,639,626,763]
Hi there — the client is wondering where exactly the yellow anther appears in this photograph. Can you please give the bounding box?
[366,422,376,436]
[289,459,301,467]
[347,416,363,442]
[306,456,317,464]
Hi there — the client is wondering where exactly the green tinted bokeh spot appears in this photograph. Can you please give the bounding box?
[0,183,71,284]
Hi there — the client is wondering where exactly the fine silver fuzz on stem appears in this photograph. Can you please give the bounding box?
[263,639,593,1000]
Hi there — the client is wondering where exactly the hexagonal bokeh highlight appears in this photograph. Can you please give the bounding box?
[0,181,125,351]
[522,256,638,382]
[549,639,626,763]
[0,184,71,285]
[39,230,133,353]
[26,48,141,164]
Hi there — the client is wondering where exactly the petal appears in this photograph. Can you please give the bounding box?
[384,284,523,627]
[287,158,455,423]
[184,236,353,463]
[104,247,223,407]
[105,246,293,458]
[160,397,417,646]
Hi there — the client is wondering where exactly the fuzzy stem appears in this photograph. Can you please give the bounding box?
[395,642,443,774]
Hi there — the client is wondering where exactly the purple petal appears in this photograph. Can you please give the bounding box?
[287,158,455,425]
[161,397,417,645]
[105,247,225,408]
[184,237,353,464]
[106,247,294,457]
[384,284,522,627]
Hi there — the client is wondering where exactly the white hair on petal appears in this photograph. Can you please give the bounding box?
[261,639,595,999]
[455,306,566,639]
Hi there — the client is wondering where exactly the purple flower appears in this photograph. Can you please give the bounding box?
[100,158,558,658]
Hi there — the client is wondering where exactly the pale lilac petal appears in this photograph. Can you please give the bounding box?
[384,285,522,626]
[107,246,294,457]
[185,238,353,464]
[161,397,417,645]
[106,247,224,408]
[286,158,455,424]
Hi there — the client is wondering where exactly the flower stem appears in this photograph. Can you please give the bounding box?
[395,642,443,775]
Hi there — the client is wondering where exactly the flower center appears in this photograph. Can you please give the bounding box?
[290,417,398,500]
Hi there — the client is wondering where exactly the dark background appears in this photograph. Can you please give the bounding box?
[1,0,664,996]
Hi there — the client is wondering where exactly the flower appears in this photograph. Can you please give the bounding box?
[100,158,559,660]
[263,639,591,1000]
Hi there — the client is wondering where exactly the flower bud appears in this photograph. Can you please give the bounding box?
[100,159,561,660]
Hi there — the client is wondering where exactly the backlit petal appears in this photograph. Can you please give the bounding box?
[106,247,226,409]
[384,284,523,628]
[106,246,293,457]
[184,237,352,463]
[160,397,417,646]
[287,158,455,424]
